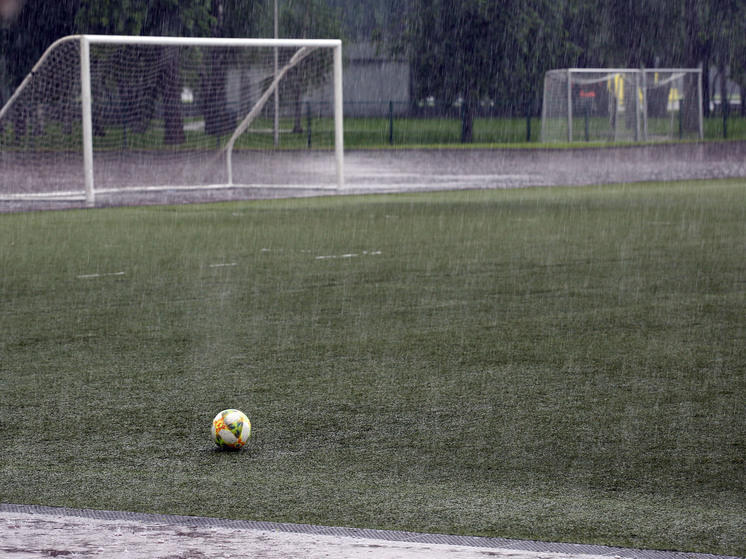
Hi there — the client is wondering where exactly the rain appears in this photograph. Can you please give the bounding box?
[1,0,745,209]
[0,2,745,558]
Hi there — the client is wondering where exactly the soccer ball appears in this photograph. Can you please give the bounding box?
[212,409,251,449]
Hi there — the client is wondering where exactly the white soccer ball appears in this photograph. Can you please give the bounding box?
[212,409,251,449]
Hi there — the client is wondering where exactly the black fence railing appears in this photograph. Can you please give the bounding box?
[299,100,541,146]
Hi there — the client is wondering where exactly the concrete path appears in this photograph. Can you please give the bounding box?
[1,505,741,559]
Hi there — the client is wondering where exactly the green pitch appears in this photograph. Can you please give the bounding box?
[1,179,744,555]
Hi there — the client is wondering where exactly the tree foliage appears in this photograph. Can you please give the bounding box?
[0,0,78,95]
[2,0,745,143]
[72,0,263,143]
[402,0,576,142]
[279,0,341,133]
[396,0,745,142]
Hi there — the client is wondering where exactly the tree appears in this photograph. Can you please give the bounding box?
[730,19,746,117]
[557,0,746,126]
[401,0,574,143]
[0,0,79,139]
[0,0,79,94]
[279,0,342,134]
[403,0,494,142]
[706,1,746,126]
[326,0,406,42]
[74,0,267,144]
[500,0,577,141]
[75,0,217,144]
[199,0,265,138]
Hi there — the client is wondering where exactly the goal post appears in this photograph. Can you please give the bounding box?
[0,35,344,207]
[80,36,95,205]
[541,68,703,144]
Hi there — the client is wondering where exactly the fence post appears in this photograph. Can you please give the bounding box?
[679,102,683,139]
[389,100,394,145]
[306,102,312,148]
[641,69,648,141]
[723,109,728,139]
[634,70,640,142]
[584,104,589,141]
[567,69,573,142]
[721,69,729,139]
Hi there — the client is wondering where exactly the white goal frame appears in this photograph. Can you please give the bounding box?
[0,35,344,207]
[541,68,703,144]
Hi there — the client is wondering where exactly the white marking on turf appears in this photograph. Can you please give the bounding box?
[209,262,238,268]
[315,250,382,260]
[77,271,125,279]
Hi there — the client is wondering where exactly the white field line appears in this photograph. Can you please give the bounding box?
[0,191,86,201]
[315,250,382,260]
[0,174,530,202]
[209,262,238,268]
[77,271,125,279]
[0,184,338,201]
[94,183,338,193]
[357,173,532,181]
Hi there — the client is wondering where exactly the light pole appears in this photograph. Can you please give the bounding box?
[273,0,279,147]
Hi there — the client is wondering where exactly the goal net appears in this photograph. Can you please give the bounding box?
[541,68,703,143]
[0,35,343,206]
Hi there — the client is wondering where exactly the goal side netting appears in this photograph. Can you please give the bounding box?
[0,35,343,206]
[541,68,703,143]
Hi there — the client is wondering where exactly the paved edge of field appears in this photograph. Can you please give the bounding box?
[2,503,742,559]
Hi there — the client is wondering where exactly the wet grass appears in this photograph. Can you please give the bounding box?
[1,179,745,555]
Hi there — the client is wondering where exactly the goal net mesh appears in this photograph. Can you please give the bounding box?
[541,69,702,143]
[0,36,339,202]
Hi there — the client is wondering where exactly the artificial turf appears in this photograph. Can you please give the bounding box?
[1,179,744,555]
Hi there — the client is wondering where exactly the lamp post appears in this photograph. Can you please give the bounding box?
[273,0,279,147]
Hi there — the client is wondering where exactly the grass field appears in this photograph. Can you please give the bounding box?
[1,179,744,555]
[3,114,745,151]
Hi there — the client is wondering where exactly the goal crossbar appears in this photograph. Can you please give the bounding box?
[0,35,343,124]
